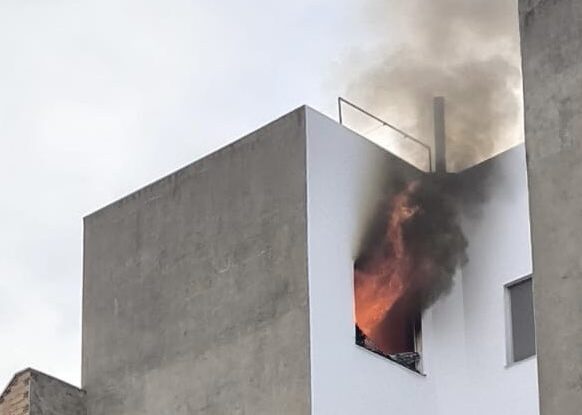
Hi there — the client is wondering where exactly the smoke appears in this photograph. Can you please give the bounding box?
[404,175,468,307]
[346,0,522,171]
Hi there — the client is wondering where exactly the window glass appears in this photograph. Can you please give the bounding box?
[508,277,536,362]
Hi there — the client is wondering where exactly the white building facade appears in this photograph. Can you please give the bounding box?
[306,108,539,414]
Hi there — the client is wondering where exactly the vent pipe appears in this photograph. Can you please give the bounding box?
[433,96,447,173]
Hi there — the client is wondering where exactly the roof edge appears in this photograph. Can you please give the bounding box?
[84,105,309,221]
[0,368,84,403]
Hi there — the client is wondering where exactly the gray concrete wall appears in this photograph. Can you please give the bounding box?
[519,1,582,413]
[82,108,311,415]
[29,370,85,415]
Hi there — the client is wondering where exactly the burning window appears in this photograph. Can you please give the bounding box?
[355,304,422,372]
[506,276,536,363]
[353,175,466,373]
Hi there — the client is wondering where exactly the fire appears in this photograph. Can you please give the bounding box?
[354,174,467,358]
[354,181,421,353]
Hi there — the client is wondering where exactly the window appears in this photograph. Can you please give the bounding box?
[354,310,422,373]
[506,276,536,363]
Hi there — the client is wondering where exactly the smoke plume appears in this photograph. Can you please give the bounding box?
[346,0,522,171]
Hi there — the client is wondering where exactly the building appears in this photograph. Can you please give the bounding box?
[0,369,85,415]
[76,107,536,414]
[1,106,539,414]
[519,0,582,413]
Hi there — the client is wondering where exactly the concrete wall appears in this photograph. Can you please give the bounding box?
[82,108,311,414]
[519,1,582,413]
[306,108,538,414]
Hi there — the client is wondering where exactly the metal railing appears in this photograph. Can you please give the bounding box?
[338,97,432,171]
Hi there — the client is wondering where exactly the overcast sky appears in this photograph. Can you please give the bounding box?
[0,0,523,389]
[0,0,382,387]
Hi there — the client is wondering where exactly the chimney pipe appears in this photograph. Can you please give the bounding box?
[433,96,447,173]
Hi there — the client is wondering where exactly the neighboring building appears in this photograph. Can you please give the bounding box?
[519,1,582,414]
[0,369,85,415]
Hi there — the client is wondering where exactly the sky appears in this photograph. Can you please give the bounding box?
[0,0,522,389]
[0,0,377,387]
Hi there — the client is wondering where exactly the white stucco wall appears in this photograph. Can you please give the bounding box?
[305,107,539,415]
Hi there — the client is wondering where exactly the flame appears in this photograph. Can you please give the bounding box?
[354,181,421,353]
